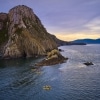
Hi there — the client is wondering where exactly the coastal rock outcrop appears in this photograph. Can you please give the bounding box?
[0,5,57,58]
[36,49,68,66]
[84,62,94,66]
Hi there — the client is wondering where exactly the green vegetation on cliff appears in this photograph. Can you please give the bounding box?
[0,13,8,46]
[0,29,8,45]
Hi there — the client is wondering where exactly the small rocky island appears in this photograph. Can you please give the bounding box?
[36,49,68,66]
[84,62,94,66]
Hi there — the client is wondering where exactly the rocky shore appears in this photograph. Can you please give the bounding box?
[35,49,68,66]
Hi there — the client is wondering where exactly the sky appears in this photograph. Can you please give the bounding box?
[0,0,100,41]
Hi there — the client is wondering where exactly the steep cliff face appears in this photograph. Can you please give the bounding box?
[0,13,8,55]
[0,13,8,45]
[1,5,57,58]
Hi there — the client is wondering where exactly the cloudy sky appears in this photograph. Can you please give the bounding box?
[0,0,100,41]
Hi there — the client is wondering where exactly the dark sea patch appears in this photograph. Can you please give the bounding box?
[0,44,100,100]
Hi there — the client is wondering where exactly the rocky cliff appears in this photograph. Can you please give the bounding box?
[0,13,8,44]
[0,13,8,55]
[0,5,57,58]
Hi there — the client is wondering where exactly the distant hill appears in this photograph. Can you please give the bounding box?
[72,38,100,44]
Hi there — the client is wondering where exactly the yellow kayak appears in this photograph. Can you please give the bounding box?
[43,85,51,90]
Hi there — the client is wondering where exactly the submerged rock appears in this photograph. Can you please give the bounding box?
[36,49,68,66]
[84,62,94,66]
[58,49,64,52]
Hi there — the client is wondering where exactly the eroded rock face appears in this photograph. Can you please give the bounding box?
[2,5,57,58]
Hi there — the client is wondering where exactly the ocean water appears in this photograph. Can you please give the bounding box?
[0,44,100,100]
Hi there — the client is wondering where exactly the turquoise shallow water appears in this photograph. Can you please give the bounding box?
[0,44,100,100]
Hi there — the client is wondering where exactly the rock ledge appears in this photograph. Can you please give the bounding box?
[35,49,68,66]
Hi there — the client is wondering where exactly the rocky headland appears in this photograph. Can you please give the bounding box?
[0,5,59,59]
[0,5,68,67]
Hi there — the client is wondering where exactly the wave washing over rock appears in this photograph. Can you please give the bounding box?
[0,5,59,58]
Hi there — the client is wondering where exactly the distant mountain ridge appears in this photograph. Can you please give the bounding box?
[72,38,100,44]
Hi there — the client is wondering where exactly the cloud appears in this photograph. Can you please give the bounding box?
[84,17,100,33]
[0,0,100,40]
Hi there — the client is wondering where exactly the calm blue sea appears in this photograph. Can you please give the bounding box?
[0,44,100,100]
